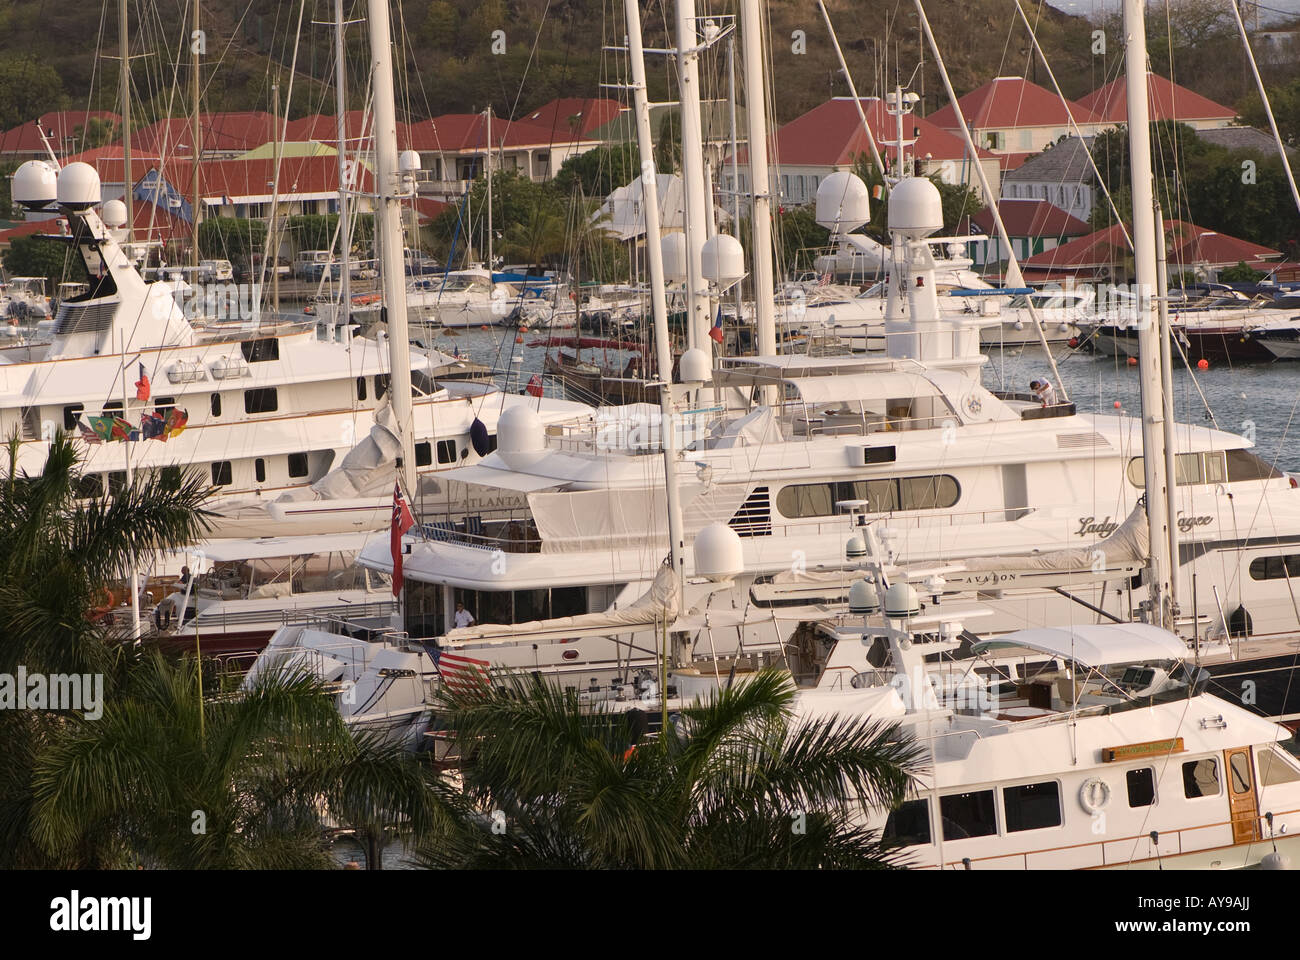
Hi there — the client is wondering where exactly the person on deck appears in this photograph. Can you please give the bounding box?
[454,602,475,629]
[1030,378,1057,407]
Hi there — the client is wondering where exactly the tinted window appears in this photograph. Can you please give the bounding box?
[211,461,233,486]
[357,376,368,401]
[776,475,958,519]
[415,442,432,467]
[76,473,104,499]
[244,388,278,414]
[1229,752,1252,795]
[287,453,309,478]
[1226,448,1283,483]
[1003,781,1061,832]
[939,790,997,840]
[1249,554,1300,581]
[1126,767,1156,807]
[1258,747,1300,786]
[437,438,457,464]
[883,798,932,847]
[254,458,266,483]
[210,392,222,417]
[1182,758,1220,799]
[63,404,84,431]
[154,396,175,417]
[375,374,390,399]
[240,338,280,363]
[108,471,126,496]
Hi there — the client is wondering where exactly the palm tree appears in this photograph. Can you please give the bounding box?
[413,667,926,869]
[28,651,451,869]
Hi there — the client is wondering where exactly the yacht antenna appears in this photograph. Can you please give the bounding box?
[913,0,1067,401]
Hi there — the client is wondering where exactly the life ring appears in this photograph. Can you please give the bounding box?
[1079,777,1111,814]
[88,589,115,623]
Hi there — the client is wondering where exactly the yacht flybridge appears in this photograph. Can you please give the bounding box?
[2,160,594,539]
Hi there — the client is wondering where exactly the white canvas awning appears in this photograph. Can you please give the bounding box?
[181,531,379,563]
[971,623,1188,669]
[437,461,568,493]
[785,373,943,405]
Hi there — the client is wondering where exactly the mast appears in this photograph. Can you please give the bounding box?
[1122,0,1174,628]
[191,0,201,270]
[366,0,417,495]
[485,105,493,273]
[270,80,281,316]
[674,0,711,351]
[333,0,352,340]
[119,0,133,246]
[625,0,687,620]
[1155,199,1179,614]
[739,0,775,363]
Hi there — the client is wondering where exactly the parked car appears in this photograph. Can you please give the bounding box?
[197,259,234,282]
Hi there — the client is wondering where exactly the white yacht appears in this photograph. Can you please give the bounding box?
[1,160,594,540]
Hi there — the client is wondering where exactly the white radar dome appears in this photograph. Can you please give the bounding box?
[496,404,544,457]
[849,579,879,615]
[661,232,687,282]
[887,177,943,239]
[102,198,128,227]
[679,347,712,384]
[11,160,58,209]
[816,171,871,233]
[693,523,744,581]
[884,581,921,619]
[701,234,744,286]
[57,162,102,210]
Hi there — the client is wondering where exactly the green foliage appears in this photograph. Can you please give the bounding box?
[655,111,681,176]
[554,142,640,199]
[413,666,926,869]
[1220,260,1265,283]
[284,213,375,254]
[0,54,64,130]
[198,217,268,262]
[774,205,831,273]
[1,235,88,290]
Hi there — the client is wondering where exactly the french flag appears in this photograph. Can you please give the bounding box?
[708,307,724,344]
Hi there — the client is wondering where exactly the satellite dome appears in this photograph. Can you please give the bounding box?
[693,523,744,580]
[701,234,744,286]
[679,347,711,385]
[11,160,58,209]
[884,582,921,619]
[57,162,102,210]
[102,198,128,227]
[816,171,871,233]
[496,404,544,457]
[887,177,942,239]
[661,232,687,282]
[848,578,879,615]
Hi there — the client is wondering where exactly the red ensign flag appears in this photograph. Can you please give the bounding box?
[390,482,415,597]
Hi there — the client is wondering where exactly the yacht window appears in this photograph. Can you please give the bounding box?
[63,404,84,431]
[882,799,932,846]
[1229,752,1253,795]
[1126,767,1156,807]
[939,790,998,840]
[776,475,957,519]
[375,374,390,400]
[255,458,266,483]
[103,400,122,415]
[357,377,368,401]
[1127,452,1236,488]
[244,388,278,414]
[1258,747,1300,786]
[153,396,175,419]
[108,471,126,496]
[210,393,222,417]
[1182,758,1220,799]
[1003,781,1061,832]
[211,461,233,487]
[287,453,309,478]
[76,474,104,499]
[240,338,280,363]
[415,442,433,467]
[1225,448,1284,483]
[437,439,457,464]
[1248,554,1300,581]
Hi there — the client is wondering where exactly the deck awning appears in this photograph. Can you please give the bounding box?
[436,461,568,493]
[971,623,1189,669]
[784,372,943,405]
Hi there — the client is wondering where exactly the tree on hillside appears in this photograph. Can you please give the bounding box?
[0,55,65,130]
[1,235,89,290]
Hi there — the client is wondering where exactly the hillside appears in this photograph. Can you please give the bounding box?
[1,0,1283,133]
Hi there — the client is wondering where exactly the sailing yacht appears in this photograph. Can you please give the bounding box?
[2,160,594,540]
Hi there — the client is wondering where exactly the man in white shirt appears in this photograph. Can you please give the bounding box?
[1030,378,1057,407]
[454,602,475,629]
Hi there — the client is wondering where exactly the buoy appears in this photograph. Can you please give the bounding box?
[1114,400,1122,409]
[515,335,523,343]
[1068,337,1079,348]
[1127,357,1138,366]
[480,324,489,331]
[1197,358,1209,370]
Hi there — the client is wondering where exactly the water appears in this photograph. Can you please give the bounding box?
[985,345,1300,472]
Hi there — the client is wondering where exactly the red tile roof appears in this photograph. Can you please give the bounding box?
[141,154,373,201]
[406,113,588,152]
[0,111,121,157]
[1021,219,1278,273]
[928,77,1100,131]
[961,199,1092,238]
[738,97,992,167]
[130,112,277,156]
[61,146,164,184]
[520,98,626,139]
[0,218,55,244]
[1076,74,1236,125]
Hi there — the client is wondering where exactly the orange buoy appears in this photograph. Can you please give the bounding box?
[1113,400,1122,409]
[1197,358,1209,370]
[480,324,489,331]
[515,335,524,343]
[1068,337,1079,348]
[1126,357,1138,366]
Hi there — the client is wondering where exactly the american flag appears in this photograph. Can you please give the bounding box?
[817,272,831,286]
[431,648,491,695]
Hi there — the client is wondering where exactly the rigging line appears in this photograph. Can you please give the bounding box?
[1231,0,1300,220]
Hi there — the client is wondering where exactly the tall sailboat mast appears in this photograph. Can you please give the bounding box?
[191,0,201,270]
[739,0,775,363]
[119,0,132,246]
[366,0,417,496]
[334,0,352,339]
[674,0,711,351]
[1122,0,1175,628]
